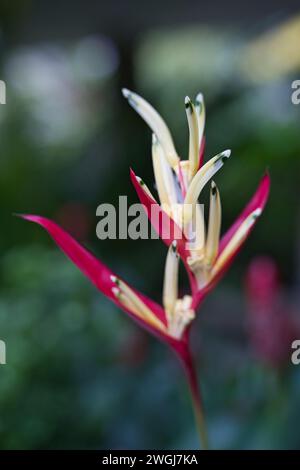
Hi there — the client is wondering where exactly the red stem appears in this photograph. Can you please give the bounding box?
[174,343,209,450]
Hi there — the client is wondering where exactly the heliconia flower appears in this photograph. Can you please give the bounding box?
[18,214,208,448]
[18,89,270,450]
[123,89,270,306]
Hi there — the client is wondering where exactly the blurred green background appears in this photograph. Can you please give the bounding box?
[0,0,300,449]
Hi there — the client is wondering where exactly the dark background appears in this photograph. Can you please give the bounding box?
[0,0,300,449]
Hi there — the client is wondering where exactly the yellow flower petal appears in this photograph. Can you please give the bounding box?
[111,276,166,332]
[195,92,205,149]
[183,149,230,225]
[185,96,200,179]
[163,241,179,321]
[122,88,179,168]
[205,181,221,265]
[152,134,178,208]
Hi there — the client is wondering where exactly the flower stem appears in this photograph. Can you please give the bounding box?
[177,345,209,450]
[188,372,209,450]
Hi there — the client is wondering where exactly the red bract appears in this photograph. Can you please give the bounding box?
[19,215,170,341]
[18,214,201,351]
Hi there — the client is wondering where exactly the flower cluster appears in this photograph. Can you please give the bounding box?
[20,89,270,448]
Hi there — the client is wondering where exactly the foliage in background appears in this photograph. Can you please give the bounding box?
[0,19,300,448]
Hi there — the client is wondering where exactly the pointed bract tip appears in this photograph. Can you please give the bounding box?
[129,168,141,187]
[14,213,44,224]
[129,167,136,177]
[263,169,271,183]
[262,171,271,194]
[110,275,117,283]
[171,240,177,251]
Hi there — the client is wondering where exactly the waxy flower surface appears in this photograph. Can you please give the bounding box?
[19,89,270,449]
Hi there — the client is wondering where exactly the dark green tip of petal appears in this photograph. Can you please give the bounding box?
[111,275,120,285]
[217,150,231,164]
[185,97,193,111]
[140,179,145,186]
[171,241,178,255]
[211,183,217,196]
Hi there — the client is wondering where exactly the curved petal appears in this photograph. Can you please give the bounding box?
[18,214,170,339]
[183,149,231,226]
[122,89,179,168]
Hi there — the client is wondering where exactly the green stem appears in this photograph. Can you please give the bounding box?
[178,346,209,450]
